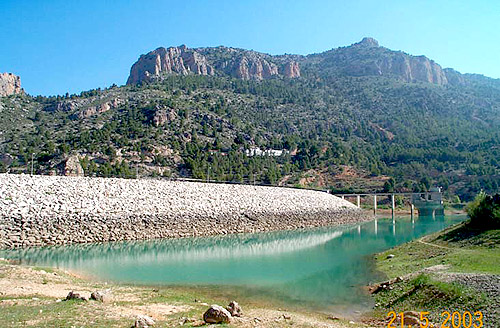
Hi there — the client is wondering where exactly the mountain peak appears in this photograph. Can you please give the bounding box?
[353,37,379,48]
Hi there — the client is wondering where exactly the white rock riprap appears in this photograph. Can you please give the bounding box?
[0,174,370,249]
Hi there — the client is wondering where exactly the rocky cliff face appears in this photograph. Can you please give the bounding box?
[282,61,301,78]
[127,46,300,84]
[232,54,279,80]
[0,73,22,97]
[127,46,214,84]
[311,37,449,85]
[374,53,448,85]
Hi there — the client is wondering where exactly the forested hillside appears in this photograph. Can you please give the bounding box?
[1,38,499,201]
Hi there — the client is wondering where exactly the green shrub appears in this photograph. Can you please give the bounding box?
[466,192,500,229]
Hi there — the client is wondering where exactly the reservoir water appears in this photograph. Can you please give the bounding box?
[1,215,465,313]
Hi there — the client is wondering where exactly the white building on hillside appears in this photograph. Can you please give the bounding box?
[245,148,289,157]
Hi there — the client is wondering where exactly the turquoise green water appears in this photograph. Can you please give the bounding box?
[1,215,465,313]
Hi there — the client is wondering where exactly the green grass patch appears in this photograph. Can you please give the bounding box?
[372,274,488,323]
[32,266,56,273]
[371,223,499,324]
[0,299,132,328]
[375,223,500,278]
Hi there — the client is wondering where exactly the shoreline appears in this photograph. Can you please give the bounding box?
[0,174,371,249]
[0,258,365,327]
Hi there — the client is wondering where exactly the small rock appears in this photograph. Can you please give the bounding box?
[387,254,395,259]
[203,304,232,324]
[403,313,420,326]
[327,316,340,320]
[282,314,291,320]
[226,301,242,317]
[404,311,420,317]
[134,315,155,328]
[180,317,196,325]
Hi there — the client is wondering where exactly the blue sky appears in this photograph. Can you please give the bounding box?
[1,0,499,96]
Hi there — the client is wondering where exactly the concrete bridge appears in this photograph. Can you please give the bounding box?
[334,187,444,219]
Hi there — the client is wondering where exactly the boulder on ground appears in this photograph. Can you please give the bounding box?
[90,289,111,302]
[65,290,87,301]
[226,301,242,317]
[134,314,155,328]
[203,304,232,324]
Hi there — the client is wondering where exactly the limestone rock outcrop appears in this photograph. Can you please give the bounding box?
[127,46,214,85]
[231,55,279,80]
[0,73,22,97]
[78,98,121,119]
[63,155,84,177]
[444,68,466,85]
[127,45,300,84]
[368,53,448,85]
[283,61,301,78]
[152,107,177,126]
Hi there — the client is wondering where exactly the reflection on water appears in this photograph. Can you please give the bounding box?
[1,215,465,313]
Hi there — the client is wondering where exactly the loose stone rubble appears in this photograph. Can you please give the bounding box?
[0,174,371,249]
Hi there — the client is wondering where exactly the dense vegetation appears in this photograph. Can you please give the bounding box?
[466,192,500,229]
[1,44,500,201]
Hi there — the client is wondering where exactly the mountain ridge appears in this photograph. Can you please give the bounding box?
[127,37,481,87]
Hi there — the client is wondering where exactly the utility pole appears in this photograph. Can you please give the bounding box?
[31,153,34,176]
[207,166,210,183]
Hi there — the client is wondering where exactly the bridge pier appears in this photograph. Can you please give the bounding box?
[334,189,443,220]
[391,194,395,221]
